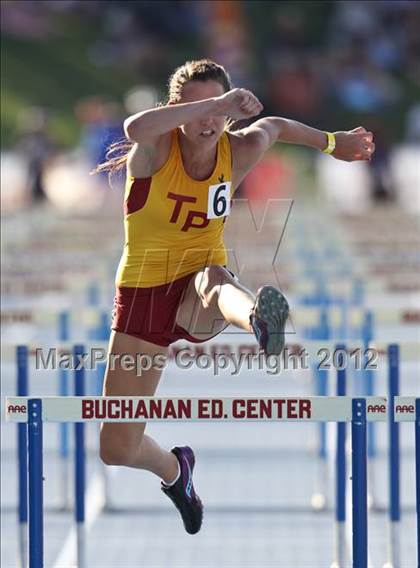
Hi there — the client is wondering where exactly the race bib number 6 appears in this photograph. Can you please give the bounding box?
[207,182,232,219]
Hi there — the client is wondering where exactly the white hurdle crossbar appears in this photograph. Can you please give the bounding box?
[5,395,420,568]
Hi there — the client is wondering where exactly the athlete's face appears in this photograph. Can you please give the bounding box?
[178,80,227,145]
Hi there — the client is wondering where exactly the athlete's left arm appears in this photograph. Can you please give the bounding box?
[240,116,375,163]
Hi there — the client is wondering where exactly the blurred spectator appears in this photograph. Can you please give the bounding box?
[199,1,254,88]
[330,52,401,113]
[366,120,395,202]
[266,56,323,123]
[74,96,124,170]
[405,103,420,143]
[15,107,58,203]
[2,0,420,199]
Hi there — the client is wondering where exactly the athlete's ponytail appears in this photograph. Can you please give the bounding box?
[92,59,233,179]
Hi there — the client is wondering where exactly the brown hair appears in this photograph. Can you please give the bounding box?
[92,59,233,178]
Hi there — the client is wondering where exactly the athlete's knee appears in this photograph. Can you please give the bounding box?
[195,265,234,304]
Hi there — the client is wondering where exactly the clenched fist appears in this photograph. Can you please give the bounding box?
[333,127,376,162]
[217,88,264,120]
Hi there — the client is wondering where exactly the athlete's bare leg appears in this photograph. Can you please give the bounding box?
[99,331,179,483]
[101,266,257,480]
[175,264,255,339]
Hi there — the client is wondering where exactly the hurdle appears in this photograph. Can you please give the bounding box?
[332,345,347,567]
[385,344,400,568]
[7,339,419,567]
[5,272,417,300]
[308,310,330,511]
[9,341,419,474]
[6,394,420,568]
[3,305,418,329]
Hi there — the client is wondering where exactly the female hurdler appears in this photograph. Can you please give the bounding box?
[95,60,375,534]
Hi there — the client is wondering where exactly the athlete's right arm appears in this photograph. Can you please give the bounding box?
[124,88,261,142]
[125,99,222,142]
[124,89,262,177]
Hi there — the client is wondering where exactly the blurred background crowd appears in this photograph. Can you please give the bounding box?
[1,0,420,210]
[2,4,420,567]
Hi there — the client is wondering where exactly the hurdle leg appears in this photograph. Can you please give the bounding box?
[97,359,112,510]
[416,399,420,568]
[362,313,376,510]
[58,312,70,510]
[18,421,28,568]
[17,345,28,568]
[97,311,112,509]
[352,398,368,568]
[74,345,86,568]
[58,368,70,510]
[28,398,44,568]
[312,309,330,510]
[384,345,400,568]
[332,347,348,568]
[312,366,329,511]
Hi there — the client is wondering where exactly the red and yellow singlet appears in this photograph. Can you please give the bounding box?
[115,128,234,287]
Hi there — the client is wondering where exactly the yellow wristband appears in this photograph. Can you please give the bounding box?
[322,132,336,154]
